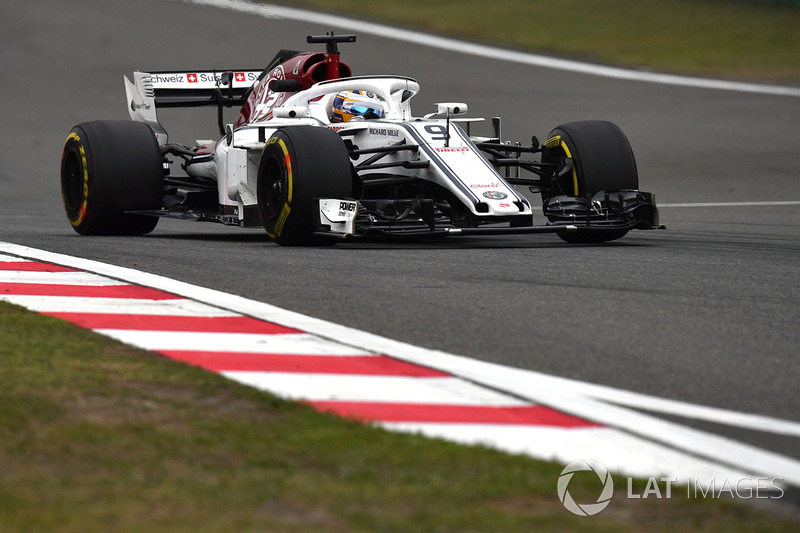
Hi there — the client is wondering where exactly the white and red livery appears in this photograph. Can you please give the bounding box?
[61,33,661,244]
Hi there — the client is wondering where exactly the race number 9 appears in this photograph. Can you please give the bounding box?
[424,125,449,141]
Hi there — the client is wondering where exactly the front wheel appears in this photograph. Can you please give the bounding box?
[257,126,354,246]
[542,121,638,243]
[61,120,163,235]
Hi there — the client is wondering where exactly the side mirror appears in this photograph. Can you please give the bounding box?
[424,102,468,119]
[273,106,307,119]
[436,102,468,116]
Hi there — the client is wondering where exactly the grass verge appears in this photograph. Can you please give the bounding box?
[0,301,796,531]
[264,0,800,84]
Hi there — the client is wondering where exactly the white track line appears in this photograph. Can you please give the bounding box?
[0,270,126,285]
[530,201,800,210]
[381,423,759,484]
[98,330,374,355]
[181,0,800,98]
[659,201,800,208]
[226,373,529,405]
[0,295,234,316]
[512,372,800,439]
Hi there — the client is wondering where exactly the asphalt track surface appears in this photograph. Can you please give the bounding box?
[1,0,798,463]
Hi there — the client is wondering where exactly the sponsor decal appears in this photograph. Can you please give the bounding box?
[499,203,511,208]
[368,127,400,137]
[131,101,151,111]
[338,201,357,217]
[470,183,501,189]
[545,135,562,149]
[318,199,358,235]
[151,73,185,84]
[198,73,223,84]
[482,191,508,200]
[152,71,258,88]
[435,147,469,152]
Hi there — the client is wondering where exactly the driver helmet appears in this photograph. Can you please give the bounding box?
[330,90,386,123]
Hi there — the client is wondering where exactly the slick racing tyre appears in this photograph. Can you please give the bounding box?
[542,121,638,243]
[61,120,163,235]
[257,126,354,246]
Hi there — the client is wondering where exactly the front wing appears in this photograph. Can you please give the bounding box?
[313,190,663,240]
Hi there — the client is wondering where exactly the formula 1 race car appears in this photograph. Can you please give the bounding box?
[60,33,662,245]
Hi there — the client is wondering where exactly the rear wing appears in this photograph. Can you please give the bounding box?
[124,70,262,144]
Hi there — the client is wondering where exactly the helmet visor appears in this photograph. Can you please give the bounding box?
[346,104,383,118]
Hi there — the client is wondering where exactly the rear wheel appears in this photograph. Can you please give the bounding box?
[61,120,163,235]
[257,126,354,246]
[542,121,638,243]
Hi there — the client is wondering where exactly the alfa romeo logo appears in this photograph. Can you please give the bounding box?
[482,191,507,200]
[557,460,614,516]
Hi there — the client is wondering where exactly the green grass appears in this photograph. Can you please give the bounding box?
[266,0,800,83]
[0,301,796,531]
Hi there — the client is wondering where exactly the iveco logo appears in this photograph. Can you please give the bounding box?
[482,191,508,200]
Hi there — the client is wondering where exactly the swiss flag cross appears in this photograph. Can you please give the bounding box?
[187,73,198,83]
[235,72,246,82]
